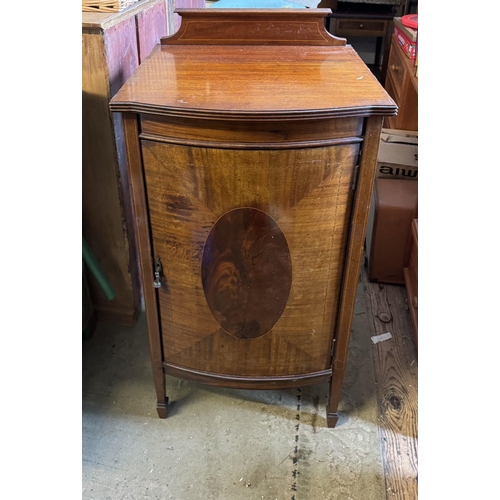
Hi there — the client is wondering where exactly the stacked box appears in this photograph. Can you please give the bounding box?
[393,16,417,60]
[365,129,418,284]
[376,129,418,180]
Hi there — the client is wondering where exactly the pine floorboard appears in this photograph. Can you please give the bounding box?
[360,264,418,499]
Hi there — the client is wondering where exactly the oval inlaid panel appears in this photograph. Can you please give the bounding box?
[202,208,292,339]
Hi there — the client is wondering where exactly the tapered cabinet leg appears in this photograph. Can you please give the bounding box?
[154,368,168,419]
[156,397,169,419]
[123,113,169,421]
[327,368,344,428]
[326,411,339,428]
[326,117,385,429]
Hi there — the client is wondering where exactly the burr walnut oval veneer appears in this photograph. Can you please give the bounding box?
[110,8,397,428]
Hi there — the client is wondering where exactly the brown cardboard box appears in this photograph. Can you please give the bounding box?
[366,129,418,283]
[376,129,418,181]
[366,178,418,284]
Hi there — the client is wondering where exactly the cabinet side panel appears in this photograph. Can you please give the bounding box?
[142,142,359,377]
[329,115,384,416]
[82,30,140,325]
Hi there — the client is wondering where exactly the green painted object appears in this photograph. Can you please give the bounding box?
[82,238,116,301]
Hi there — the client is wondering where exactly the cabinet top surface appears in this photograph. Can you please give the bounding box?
[110,9,397,120]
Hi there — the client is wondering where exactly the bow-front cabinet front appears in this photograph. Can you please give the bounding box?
[110,8,397,428]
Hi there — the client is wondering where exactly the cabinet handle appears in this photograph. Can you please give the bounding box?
[359,23,364,28]
[391,64,399,72]
[153,256,163,289]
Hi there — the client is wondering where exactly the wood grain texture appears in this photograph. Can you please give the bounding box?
[82,0,138,14]
[83,0,168,326]
[361,267,418,500]
[82,0,166,30]
[122,114,168,417]
[384,36,417,131]
[403,219,418,346]
[110,11,397,121]
[82,24,141,325]
[105,19,145,323]
[140,115,364,147]
[163,8,346,46]
[381,18,393,86]
[141,141,358,377]
[110,9,397,418]
[328,116,383,426]
[202,208,292,339]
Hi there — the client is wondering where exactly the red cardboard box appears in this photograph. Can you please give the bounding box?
[393,16,417,60]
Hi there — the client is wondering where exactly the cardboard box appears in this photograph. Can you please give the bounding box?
[365,129,418,284]
[394,16,417,43]
[365,178,418,284]
[393,17,417,60]
[376,129,418,181]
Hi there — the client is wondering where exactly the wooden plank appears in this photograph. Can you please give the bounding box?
[83,0,168,326]
[82,0,166,31]
[361,265,418,499]
[82,0,139,14]
[82,25,141,326]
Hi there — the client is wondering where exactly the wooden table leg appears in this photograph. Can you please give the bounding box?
[380,20,393,86]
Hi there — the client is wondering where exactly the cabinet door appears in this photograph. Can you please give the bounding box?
[141,141,359,377]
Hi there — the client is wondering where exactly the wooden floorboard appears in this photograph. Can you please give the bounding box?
[360,264,418,500]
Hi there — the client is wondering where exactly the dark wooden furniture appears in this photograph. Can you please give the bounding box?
[384,34,418,130]
[82,0,167,325]
[110,8,396,427]
[403,218,418,347]
[326,1,410,85]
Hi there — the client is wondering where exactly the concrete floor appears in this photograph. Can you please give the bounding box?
[82,282,386,500]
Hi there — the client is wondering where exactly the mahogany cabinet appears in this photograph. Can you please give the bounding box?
[110,8,397,427]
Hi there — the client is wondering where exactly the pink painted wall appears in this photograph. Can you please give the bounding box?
[137,0,168,61]
[173,0,206,31]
